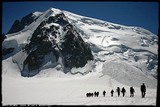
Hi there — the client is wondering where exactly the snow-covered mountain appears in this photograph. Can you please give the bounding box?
[2,8,158,105]
[3,8,94,77]
[2,7,158,78]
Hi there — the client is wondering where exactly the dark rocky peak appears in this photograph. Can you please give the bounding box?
[22,12,93,77]
[7,12,42,34]
[61,28,93,69]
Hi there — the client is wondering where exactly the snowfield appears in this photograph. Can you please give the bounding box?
[2,57,157,105]
[2,8,158,105]
[2,70,157,105]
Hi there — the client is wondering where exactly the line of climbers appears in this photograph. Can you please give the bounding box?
[86,83,146,98]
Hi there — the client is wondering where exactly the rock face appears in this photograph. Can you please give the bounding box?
[22,12,93,77]
[7,12,42,34]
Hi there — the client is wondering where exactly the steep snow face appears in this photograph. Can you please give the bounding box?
[64,10,158,79]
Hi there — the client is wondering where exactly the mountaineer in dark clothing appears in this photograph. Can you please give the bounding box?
[86,92,93,97]
[130,87,135,97]
[94,91,99,97]
[140,83,146,98]
[94,91,97,97]
[121,87,126,97]
[97,91,99,97]
[103,90,106,97]
[111,89,114,97]
[116,87,120,97]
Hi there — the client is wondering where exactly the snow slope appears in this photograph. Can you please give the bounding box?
[2,57,157,105]
[2,8,158,105]
[64,10,158,78]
